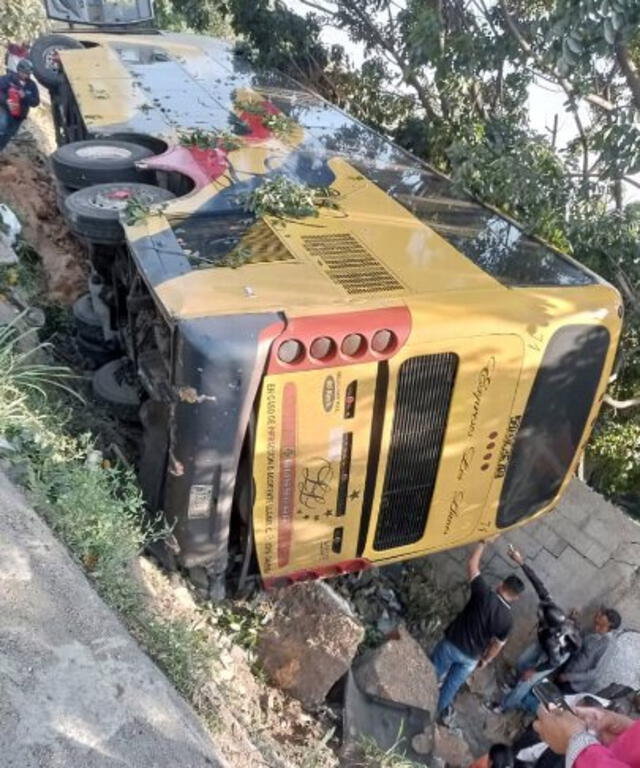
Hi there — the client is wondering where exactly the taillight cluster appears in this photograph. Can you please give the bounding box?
[277,329,397,365]
[266,306,411,374]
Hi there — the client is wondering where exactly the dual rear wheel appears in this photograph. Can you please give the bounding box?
[51,137,175,243]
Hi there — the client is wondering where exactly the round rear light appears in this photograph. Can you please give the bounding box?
[277,339,304,364]
[371,329,396,354]
[309,336,335,360]
[341,333,366,357]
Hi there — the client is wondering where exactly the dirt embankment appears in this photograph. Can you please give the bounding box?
[0,106,86,303]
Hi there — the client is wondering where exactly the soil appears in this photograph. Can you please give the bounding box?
[0,104,86,303]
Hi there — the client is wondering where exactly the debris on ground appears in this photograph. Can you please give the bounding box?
[256,581,364,708]
[342,669,431,766]
[334,559,464,653]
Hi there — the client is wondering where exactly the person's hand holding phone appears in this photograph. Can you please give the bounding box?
[507,544,524,566]
[533,705,585,754]
[573,707,634,746]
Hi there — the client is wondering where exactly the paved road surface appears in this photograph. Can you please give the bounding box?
[0,471,226,768]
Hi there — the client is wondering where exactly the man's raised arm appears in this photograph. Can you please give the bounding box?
[468,541,486,581]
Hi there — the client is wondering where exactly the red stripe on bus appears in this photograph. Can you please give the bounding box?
[263,558,372,590]
[277,382,297,567]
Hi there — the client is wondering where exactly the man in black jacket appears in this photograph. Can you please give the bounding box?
[490,545,582,713]
[0,59,40,151]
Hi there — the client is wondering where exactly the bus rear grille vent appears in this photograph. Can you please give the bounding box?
[301,233,403,295]
[374,353,458,550]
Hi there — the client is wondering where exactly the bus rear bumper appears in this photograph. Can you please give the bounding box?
[161,313,283,580]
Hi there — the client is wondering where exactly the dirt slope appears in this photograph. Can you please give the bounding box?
[0,106,86,303]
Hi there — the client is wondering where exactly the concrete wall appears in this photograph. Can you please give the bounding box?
[429,479,640,661]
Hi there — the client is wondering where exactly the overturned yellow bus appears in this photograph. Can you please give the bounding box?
[31,1,621,598]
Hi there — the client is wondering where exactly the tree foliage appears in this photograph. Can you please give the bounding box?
[0,0,46,44]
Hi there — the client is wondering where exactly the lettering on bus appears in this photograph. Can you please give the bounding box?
[467,356,496,437]
[443,490,465,536]
[495,415,522,478]
[263,382,277,572]
[322,375,336,412]
[456,446,475,482]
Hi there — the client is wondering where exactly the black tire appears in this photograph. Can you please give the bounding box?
[76,334,121,369]
[72,293,103,342]
[92,358,141,422]
[63,183,175,245]
[52,140,155,189]
[31,34,83,90]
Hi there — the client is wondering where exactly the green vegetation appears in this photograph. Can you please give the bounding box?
[235,100,296,136]
[356,727,423,768]
[0,316,220,724]
[0,0,46,44]
[122,197,169,226]
[242,176,340,219]
[154,0,231,37]
[262,111,296,137]
[179,128,243,152]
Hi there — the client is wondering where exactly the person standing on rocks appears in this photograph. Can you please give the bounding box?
[430,540,525,720]
[0,59,40,152]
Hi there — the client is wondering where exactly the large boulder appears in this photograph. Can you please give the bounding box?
[354,625,439,716]
[256,581,364,708]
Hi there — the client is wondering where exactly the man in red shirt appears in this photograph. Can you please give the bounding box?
[0,59,40,151]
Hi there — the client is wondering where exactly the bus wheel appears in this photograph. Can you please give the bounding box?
[52,140,155,189]
[92,358,141,422]
[63,183,176,244]
[30,34,83,90]
[73,293,104,343]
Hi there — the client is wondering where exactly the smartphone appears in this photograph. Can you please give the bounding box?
[532,679,574,713]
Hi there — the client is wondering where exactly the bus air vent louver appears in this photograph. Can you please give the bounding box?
[374,352,458,550]
[301,233,403,295]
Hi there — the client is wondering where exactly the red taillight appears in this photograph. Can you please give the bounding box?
[341,333,366,357]
[266,307,411,374]
[371,329,396,354]
[277,339,304,364]
[309,336,335,360]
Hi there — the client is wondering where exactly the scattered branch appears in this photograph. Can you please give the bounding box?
[603,393,640,410]
[615,38,640,112]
